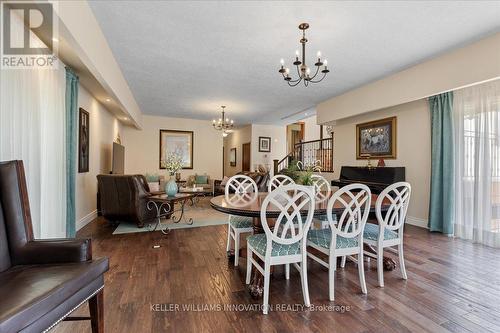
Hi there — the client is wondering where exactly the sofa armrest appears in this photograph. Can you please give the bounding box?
[14,238,92,265]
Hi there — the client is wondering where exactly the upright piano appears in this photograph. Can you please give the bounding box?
[331,166,405,194]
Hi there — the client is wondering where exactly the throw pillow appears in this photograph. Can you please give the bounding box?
[196,175,209,184]
[220,176,229,186]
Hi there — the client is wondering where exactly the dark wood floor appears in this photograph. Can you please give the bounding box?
[54,218,500,333]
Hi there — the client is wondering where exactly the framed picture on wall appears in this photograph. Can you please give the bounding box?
[258,136,271,152]
[356,116,397,159]
[78,108,90,173]
[229,148,237,167]
[159,130,194,169]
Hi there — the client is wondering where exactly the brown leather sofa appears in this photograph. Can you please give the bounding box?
[213,171,270,196]
[0,160,109,332]
[97,174,159,228]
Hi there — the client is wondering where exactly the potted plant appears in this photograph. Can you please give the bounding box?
[161,152,183,197]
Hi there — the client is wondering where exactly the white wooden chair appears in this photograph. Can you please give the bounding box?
[246,184,315,314]
[268,174,295,192]
[311,174,332,229]
[363,182,411,287]
[307,183,371,301]
[225,175,258,266]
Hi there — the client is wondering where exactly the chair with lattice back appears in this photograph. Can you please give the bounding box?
[246,184,315,314]
[225,175,258,266]
[307,183,371,301]
[363,182,411,287]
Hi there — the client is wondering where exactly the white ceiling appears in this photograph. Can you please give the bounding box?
[89,1,500,125]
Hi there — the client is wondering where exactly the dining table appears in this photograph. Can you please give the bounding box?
[210,190,394,298]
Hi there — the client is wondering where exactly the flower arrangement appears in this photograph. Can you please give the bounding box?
[279,159,322,185]
[161,152,183,175]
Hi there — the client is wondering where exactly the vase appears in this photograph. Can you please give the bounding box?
[165,174,178,197]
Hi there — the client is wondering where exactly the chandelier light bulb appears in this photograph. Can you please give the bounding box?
[324,59,328,66]
[231,120,234,124]
[280,58,284,65]
[317,51,321,58]
[306,67,311,75]
[222,132,228,137]
[285,68,290,74]
[295,49,300,57]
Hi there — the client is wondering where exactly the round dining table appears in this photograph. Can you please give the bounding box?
[210,191,393,298]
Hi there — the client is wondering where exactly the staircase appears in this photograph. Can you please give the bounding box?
[273,138,334,174]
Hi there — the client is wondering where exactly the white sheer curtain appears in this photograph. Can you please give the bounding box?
[0,14,67,238]
[454,80,500,248]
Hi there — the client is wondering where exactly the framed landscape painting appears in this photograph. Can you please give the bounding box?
[159,130,193,169]
[258,136,271,152]
[356,116,397,159]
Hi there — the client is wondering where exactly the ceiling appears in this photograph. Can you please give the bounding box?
[88,1,500,125]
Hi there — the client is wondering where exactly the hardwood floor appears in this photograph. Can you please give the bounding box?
[54,218,500,333]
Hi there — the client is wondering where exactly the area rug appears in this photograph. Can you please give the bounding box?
[112,197,228,234]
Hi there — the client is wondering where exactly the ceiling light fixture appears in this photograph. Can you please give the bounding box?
[105,98,111,102]
[278,23,330,87]
[212,106,234,137]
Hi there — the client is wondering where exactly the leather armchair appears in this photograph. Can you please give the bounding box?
[97,174,158,228]
[0,160,109,332]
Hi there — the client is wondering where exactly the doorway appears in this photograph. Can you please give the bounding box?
[242,142,251,172]
[287,122,305,153]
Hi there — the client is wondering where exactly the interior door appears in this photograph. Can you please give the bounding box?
[242,142,251,172]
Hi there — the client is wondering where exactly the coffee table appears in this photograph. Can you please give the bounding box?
[146,193,196,234]
[178,187,211,207]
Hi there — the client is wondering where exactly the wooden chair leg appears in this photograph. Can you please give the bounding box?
[89,289,104,333]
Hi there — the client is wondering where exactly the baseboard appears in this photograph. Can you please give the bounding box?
[406,216,428,229]
[77,210,97,231]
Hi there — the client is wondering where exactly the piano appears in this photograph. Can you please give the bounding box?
[331,166,405,194]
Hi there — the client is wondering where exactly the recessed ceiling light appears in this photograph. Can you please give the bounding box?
[105,98,111,102]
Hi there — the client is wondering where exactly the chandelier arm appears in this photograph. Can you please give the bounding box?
[296,64,301,78]
[309,65,320,80]
[287,77,303,87]
[308,72,327,83]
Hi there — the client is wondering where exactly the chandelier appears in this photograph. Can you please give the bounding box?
[278,23,330,87]
[212,105,234,137]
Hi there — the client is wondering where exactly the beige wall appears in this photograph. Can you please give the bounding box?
[303,115,322,142]
[76,85,123,230]
[317,32,500,123]
[223,126,252,177]
[122,115,223,179]
[251,124,287,175]
[331,99,430,223]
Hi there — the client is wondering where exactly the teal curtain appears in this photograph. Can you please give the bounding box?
[428,92,454,234]
[65,67,78,237]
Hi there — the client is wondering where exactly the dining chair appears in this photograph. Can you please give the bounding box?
[268,174,295,192]
[225,175,259,266]
[311,174,332,229]
[307,183,371,301]
[363,182,411,287]
[246,184,315,314]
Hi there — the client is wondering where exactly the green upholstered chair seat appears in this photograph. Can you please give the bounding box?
[307,229,359,249]
[247,234,301,257]
[363,223,398,241]
[229,215,253,229]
